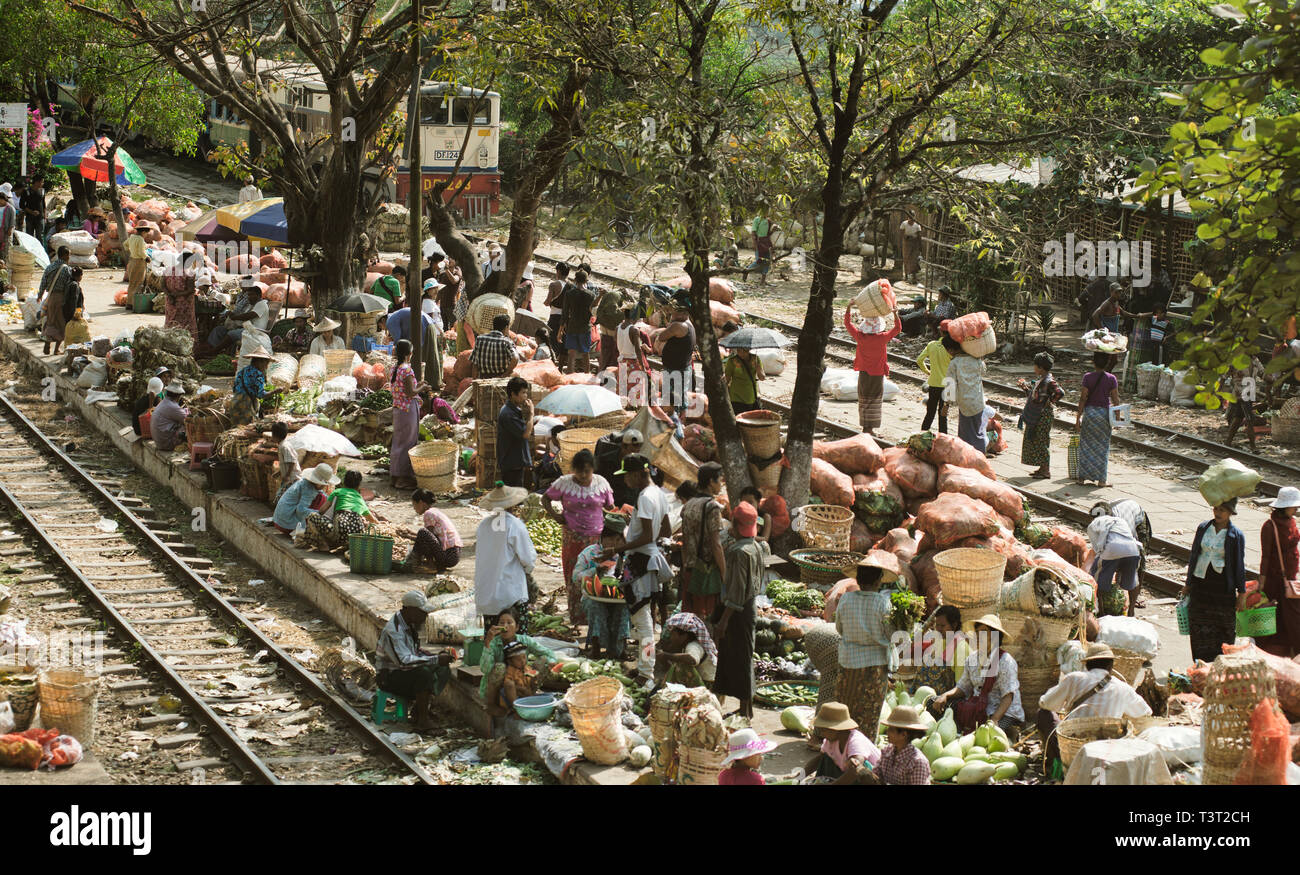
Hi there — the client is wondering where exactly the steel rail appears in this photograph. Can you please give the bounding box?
[0,392,434,785]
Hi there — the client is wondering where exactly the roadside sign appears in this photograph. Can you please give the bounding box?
[0,103,29,176]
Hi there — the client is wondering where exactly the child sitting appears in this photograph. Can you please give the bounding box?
[533,327,553,361]
[500,641,538,711]
[717,728,777,785]
[874,706,932,785]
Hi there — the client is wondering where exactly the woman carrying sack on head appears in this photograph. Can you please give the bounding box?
[1258,486,1300,657]
[844,300,901,436]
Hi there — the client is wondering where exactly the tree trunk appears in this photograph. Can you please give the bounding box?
[497,65,590,300]
[104,141,129,245]
[425,193,484,298]
[287,148,368,308]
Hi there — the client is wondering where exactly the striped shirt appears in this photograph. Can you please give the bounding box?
[877,742,932,785]
[835,590,893,669]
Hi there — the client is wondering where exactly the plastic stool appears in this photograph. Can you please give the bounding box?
[190,442,214,471]
[372,689,411,724]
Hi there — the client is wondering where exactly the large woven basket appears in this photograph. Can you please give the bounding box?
[39,667,101,748]
[185,412,227,447]
[1000,609,1080,653]
[1057,715,1128,767]
[677,744,727,786]
[790,549,864,590]
[565,677,628,766]
[300,452,341,471]
[1270,413,1300,446]
[736,409,783,458]
[651,435,700,489]
[348,526,395,575]
[557,427,607,473]
[0,675,39,731]
[1017,662,1060,722]
[238,457,275,501]
[1136,367,1162,400]
[798,504,854,551]
[323,348,356,378]
[934,548,1006,606]
[1201,653,1277,785]
[409,440,459,479]
[960,327,997,358]
[468,294,515,336]
[475,426,499,488]
[1111,647,1145,686]
[473,377,513,420]
[567,409,632,432]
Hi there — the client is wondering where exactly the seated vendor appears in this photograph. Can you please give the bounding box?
[981,405,1007,457]
[150,382,189,451]
[272,421,302,502]
[274,312,313,353]
[1036,642,1151,772]
[272,462,336,536]
[394,488,463,573]
[574,521,629,659]
[301,469,380,553]
[930,613,1024,738]
[207,276,268,355]
[500,641,539,712]
[308,316,347,357]
[804,701,881,785]
[479,607,556,718]
[911,605,968,694]
[653,612,718,689]
[229,347,277,426]
[132,371,168,436]
[875,706,932,785]
[375,590,453,732]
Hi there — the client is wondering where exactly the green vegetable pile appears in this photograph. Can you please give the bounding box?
[358,389,393,410]
[202,354,236,375]
[755,681,818,706]
[888,589,927,632]
[281,388,322,414]
[767,579,825,614]
[526,516,563,555]
[357,444,388,459]
[853,488,906,532]
[527,611,577,641]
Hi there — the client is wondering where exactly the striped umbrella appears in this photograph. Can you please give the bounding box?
[50,137,147,186]
[216,197,289,245]
[179,206,244,243]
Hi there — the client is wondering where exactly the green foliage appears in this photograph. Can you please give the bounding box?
[1137,0,1300,399]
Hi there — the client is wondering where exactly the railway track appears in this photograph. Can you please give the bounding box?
[0,391,433,786]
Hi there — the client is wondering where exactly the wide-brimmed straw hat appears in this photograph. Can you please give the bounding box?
[813,702,858,732]
[302,462,340,487]
[971,613,1007,636]
[245,346,273,361]
[720,728,777,766]
[1271,486,1300,510]
[858,552,900,583]
[312,317,341,333]
[479,483,528,511]
[163,381,186,395]
[1084,642,1115,662]
[882,705,929,732]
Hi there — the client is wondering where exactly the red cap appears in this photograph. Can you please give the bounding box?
[732,501,758,538]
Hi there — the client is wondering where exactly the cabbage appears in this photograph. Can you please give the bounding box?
[955,761,998,785]
[937,708,958,745]
[780,706,815,734]
[932,756,966,781]
[921,731,945,763]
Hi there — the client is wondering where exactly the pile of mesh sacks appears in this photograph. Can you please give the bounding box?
[807,430,1097,611]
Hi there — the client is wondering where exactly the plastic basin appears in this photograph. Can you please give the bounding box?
[513,694,558,721]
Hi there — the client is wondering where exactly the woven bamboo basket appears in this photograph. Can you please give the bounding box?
[1136,367,1162,400]
[1000,609,1080,653]
[39,667,101,748]
[238,457,274,501]
[960,327,997,358]
[473,377,513,420]
[1057,715,1129,767]
[933,548,1006,607]
[567,409,632,432]
[749,457,783,493]
[651,435,700,489]
[476,427,499,489]
[409,440,459,479]
[468,294,515,336]
[1270,413,1300,446]
[557,427,608,473]
[1017,663,1060,722]
[1201,653,1277,785]
[564,677,628,766]
[184,412,227,447]
[323,348,356,378]
[790,549,864,590]
[958,600,1001,636]
[677,744,727,786]
[300,452,341,471]
[0,675,39,731]
[1111,647,1146,686]
[798,504,854,551]
[736,409,783,458]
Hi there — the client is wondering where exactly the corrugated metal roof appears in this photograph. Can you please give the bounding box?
[952,160,1195,217]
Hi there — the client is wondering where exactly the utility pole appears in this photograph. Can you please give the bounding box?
[405,0,424,379]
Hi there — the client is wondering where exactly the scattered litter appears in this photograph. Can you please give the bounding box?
[94,518,118,533]
[248,579,266,586]
[293,649,316,662]
[118,751,139,761]
[255,619,277,629]
[388,732,423,746]
[251,649,269,662]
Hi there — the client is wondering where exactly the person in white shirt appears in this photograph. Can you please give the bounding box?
[608,454,673,683]
[1036,642,1151,771]
[235,282,273,369]
[238,177,263,203]
[308,316,347,357]
[473,484,538,625]
[931,613,1024,736]
[1087,514,1143,617]
[421,279,444,331]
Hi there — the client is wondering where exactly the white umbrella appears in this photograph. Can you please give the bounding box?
[537,384,625,418]
[13,231,49,269]
[422,237,446,260]
[283,424,361,457]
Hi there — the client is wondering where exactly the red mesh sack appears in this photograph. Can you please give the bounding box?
[906,431,997,480]
[709,300,741,328]
[911,550,942,612]
[1233,699,1290,785]
[813,433,884,475]
[853,468,904,505]
[946,311,992,343]
[1045,526,1094,570]
[1220,643,1300,720]
[913,492,1001,549]
[876,527,919,564]
[936,463,1023,520]
[809,458,855,508]
[882,447,938,498]
[850,519,875,554]
[260,250,289,270]
[113,288,129,306]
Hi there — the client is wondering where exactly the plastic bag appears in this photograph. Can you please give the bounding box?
[1233,699,1290,785]
[1096,615,1159,659]
[755,349,785,377]
[913,492,1002,549]
[946,311,992,343]
[1138,726,1203,769]
[322,375,358,394]
[882,447,938,498]
[829,376,858,402]
[76,359,108,389]
[44,734,83,769]
[820,368,856,393]
[1197,458,1262,508]
[812,432,884,475]
[0,701,13,734]
[936,463,1023,520]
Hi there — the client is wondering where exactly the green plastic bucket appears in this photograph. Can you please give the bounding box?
[1235,606,1277,638]
[132,292,155,313]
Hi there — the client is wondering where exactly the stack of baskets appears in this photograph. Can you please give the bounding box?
[184,410,227,448]
[736,410,782,458]
[238,456,277,502]
[323,348,356,378]
[467,294,515,337]
[1110,648,1146,686]
[0,673,39,731]
[933,547,1006,633]
[1017,663,1060,723]
[649,688,685,780]
[1270,397,1300,445]
[408,440,459,493]
[39,667,101,748]
[797,504,854,551]
[1201,653,1277,785]
[472,378,514,489]
[790,548,865,591]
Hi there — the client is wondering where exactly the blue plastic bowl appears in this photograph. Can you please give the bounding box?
[513,694,558,721]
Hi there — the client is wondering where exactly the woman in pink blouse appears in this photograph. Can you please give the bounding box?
[395,488,463,572]
[389,339,429,490]
[543,448,615,625]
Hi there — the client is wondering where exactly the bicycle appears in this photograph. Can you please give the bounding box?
[602,216,662,251]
